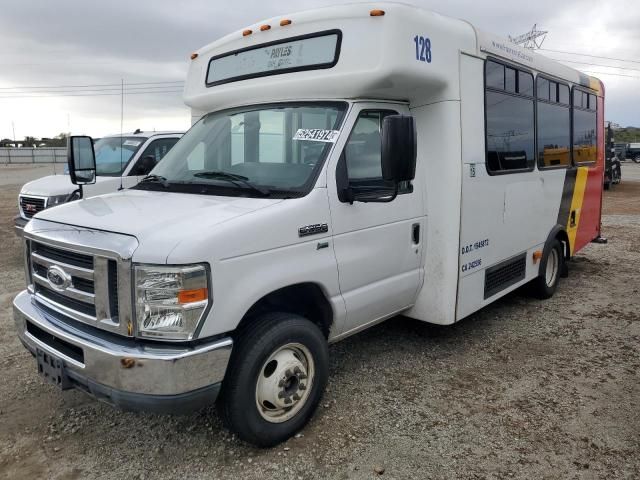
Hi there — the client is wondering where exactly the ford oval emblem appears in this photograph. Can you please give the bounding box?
[46,265,71,291]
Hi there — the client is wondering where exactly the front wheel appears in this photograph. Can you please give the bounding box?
[633,155,640,164]
[531,239,563,299]
[217,313,329,447]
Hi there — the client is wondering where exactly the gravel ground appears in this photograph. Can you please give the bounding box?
[0,165,639,479]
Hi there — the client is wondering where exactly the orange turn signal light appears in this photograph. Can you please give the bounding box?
[242,29,253,37]
[178,288,208,304]
[370,9,385,16]
[260,24,271,31]
[190,52,198,60]
[280,19,292,26]
[532,250,543,264]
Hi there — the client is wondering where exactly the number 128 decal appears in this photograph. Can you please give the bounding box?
[413,35,432,63]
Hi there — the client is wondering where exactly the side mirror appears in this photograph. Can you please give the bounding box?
[135,155,157,175]
[381,115,417,183]
[67,136,96,185]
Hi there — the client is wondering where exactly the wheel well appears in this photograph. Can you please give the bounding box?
[238,283,333,338]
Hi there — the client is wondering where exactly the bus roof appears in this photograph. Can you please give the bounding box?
[184,2,602,113]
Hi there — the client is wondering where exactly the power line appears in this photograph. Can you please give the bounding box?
[0,84,186,95]
[0,89,184,99]
[0,80,184,90]
[545,57,640,73]
[540,48,640,65]
[581,70,640,79]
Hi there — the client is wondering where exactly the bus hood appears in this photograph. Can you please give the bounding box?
[21,174,114,197]
[33,189,283,260]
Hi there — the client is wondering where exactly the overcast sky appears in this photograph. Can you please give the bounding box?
[1,0,638,140]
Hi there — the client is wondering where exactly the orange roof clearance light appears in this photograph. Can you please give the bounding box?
[370,9,385,16]
[260,24,271,31]
[280,19,292,26]
[178,288,208,304]
[190,52,198,60]
[243,29,253,37]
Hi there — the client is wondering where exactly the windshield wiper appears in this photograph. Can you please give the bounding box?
[139,174,170,188]
[193,171,271,196]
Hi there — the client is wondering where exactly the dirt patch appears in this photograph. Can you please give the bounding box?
[0,170,639,479]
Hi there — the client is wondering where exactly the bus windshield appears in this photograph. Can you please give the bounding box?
[94,137,146,176]
[144,102,347,198]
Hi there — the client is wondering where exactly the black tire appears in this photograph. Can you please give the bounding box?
[217,312,329,447]
[604,178,611,190]
[531,239,563,299]
[634,155,640,164]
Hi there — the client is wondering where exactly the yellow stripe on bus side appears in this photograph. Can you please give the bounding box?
[567,167,589,252]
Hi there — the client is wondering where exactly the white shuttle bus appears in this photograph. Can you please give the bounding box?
[14,3,605,446]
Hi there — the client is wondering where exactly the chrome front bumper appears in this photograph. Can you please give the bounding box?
[13,290,233,413]
[14,215,27,237]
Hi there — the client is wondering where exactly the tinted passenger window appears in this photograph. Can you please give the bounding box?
[519,72,534,96]
[559,84,570,105]
[486,92,535,172]
[573,109,597,164]
[485,60,535,173]
[537,78,549,101]
[573,88,598,164]
[537,102,571,168]
[486,61,504,90]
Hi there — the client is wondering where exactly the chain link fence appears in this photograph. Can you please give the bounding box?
[0,147,67,164]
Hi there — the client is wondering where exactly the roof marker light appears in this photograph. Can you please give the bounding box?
[280,19,292,26]
[243,29,253,37]
[370,9,385,16]
[260,24,271,31]
[190,52,198,60]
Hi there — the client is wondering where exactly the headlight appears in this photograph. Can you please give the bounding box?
[48,191,79,207]
[134,264,210,341]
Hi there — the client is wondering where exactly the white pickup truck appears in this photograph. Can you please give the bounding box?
[14,131,182,235]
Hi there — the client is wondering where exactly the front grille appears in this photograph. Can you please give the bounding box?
[36,285,97,317]
[108,260,119,322]
[32,242,94,269]
[484,253,527,299]
[28,239,123,333]
[20,196,46,218]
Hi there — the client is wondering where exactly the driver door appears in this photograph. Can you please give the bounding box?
[327,103,425,334]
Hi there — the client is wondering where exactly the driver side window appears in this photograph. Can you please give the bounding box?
[341,109,411,195]
[345,110,394,184]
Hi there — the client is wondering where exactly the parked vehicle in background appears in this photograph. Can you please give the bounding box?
[14,131,182,235]
[613,143,627,161]
[605,124,621,189]
[13,3,606,446]
[627,143,640,163]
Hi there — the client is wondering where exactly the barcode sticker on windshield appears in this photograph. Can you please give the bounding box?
[293,129,340,143]
[123,140,142,147]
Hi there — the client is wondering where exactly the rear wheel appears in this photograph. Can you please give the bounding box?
[633,155,640,164]
[532,239,563,299]
[217,313,328,447]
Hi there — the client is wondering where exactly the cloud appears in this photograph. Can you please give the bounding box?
[0,0,638,139]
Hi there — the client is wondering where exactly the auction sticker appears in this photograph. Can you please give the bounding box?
[293,129,340,143]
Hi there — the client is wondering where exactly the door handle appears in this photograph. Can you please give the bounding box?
[412,223,420,244]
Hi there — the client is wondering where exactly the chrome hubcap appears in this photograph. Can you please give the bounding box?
[545,248,559,287]
[255,343,314,423]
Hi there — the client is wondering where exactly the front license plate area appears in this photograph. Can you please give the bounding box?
[36,348,72,390]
